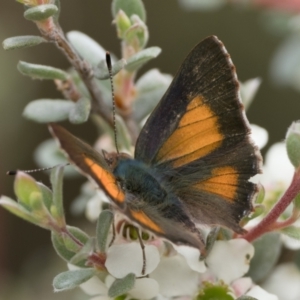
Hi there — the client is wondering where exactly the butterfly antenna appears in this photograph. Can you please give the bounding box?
[106,52,119,154]
[6,163,70,176]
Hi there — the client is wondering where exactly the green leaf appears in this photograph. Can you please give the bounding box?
[23,99,75,123]
[37,182,53,211]
[294,193,300,210]
[51,226,90,266]
[237,296,258,300]
[67,31,106,67]
[18,61,68,80]
[96,210,114,252]
[286,121,300,169]
[68,97,91,124]
[50,166,65,221]
[247,232,281,282]
[0,196,40,225]
[14,172,41,208]
[53,0,61,22]
[108,273,135,298]
[70,238,95,265]
[112,0,146,22]
[281,226,300,240]
[94,58,126,80]
[24,4,59,21]
[2,36,46,50]
[53,268,96,291]
[125,47,161,72]
[295,250,300,270]
[134,69,172,122]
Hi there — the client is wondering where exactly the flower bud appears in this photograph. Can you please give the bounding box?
[115,10,132,39]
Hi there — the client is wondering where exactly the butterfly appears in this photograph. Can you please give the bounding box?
[49,35,261,253]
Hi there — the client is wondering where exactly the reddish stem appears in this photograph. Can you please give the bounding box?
[243,170,300,242]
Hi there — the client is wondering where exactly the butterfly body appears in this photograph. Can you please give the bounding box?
[49,35,261,252]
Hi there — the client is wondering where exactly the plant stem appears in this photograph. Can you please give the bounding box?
[37,21,114,127]
[243,170,300,242]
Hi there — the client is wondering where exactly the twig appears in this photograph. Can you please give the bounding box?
[243,169,300,242]
[37,19,114,127]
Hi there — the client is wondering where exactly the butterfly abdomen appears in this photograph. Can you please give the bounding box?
[113,158,167,206]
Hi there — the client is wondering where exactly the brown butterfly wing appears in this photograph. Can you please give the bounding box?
[135,36,262,233]
[49,123,126,207]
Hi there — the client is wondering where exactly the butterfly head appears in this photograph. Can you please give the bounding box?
[102,150,131,170]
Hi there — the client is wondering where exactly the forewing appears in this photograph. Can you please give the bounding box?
[135,36,261,232]
[49,124,125,207]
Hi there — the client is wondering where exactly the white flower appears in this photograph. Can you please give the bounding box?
[174,245,207,273]
[150,254,200,297]
[85,189,110,222]
[246,285,279,300]
[262,263,300,300]
[68,263,160,300]
[105,242,160,278]
[205,239,254,284]
[254,142,294,189]
[250,124,268,150]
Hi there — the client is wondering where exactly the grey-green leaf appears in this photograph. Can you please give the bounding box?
[281,226,300,240]
[68,98,91,124]
[51,226,89,267]
[24,4,59,21]
[34,139,77,178]
[53,268,96,292]
[23,99,75,123]
[112,0,146,21]
[94,58,126,80]
[247,232,281,282]
[237,296,258,300]
[134,69,172,122]
[96,210,114,253]
[125,47,161,72]
[70,238,95,265]
[37,182,53,211]
[67,31,106,67]
[3,36,46,50]
[18,61,68,80]
[50,166,65,219]
[108,273,135,298]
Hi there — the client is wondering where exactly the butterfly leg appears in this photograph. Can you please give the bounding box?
[136,227,146,276]
[109,211,116,247]
[200,226,220,260]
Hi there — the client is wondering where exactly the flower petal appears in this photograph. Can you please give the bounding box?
[174,245,207,273]
[231,277,253,297]
[206,239,254,284]
[262,142,294,188]
[250,124,268,150]
[128,278,159,299]
[150,255,199,297]
[262,263,300,300]
[246,285,279,300]
[105,243,160,278]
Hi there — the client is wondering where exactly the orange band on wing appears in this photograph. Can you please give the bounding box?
[156,95,223,167]
[194,166,238,202]
[84,157,125,204]
[130,210,164,233]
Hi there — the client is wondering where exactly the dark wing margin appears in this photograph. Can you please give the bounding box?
[49,124,125,207]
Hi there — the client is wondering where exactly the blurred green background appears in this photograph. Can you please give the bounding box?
[0,0,299,298]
